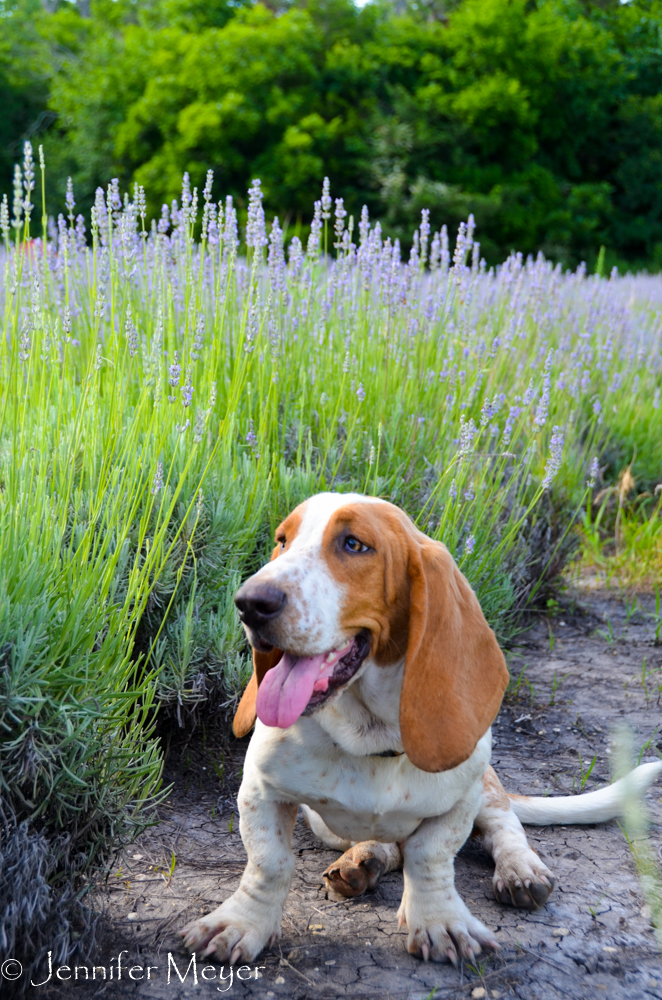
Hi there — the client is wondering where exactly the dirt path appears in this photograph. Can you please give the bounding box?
[38,590,662,1000]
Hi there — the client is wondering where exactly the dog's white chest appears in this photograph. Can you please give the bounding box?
[243,721,491,844]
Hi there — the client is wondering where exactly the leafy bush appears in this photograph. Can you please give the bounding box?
[4,0,662,266]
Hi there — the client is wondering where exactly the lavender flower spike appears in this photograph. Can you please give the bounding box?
[246,179,267,251]
[151,462,164,495]
[65,177,75,218]
[12,165,23,230]
[168,351,182,388]
[321,177,332,221]
[534,352,553,427]
[542,427,565,490]
[181,366,194,407]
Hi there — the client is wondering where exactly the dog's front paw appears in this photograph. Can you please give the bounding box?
[493,847,555,909]
[397,889,499,964]
[179,893,280,963]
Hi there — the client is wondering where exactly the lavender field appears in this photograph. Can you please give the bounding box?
[1,145,662,979]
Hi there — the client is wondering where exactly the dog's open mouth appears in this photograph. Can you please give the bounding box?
[255,631,370,729]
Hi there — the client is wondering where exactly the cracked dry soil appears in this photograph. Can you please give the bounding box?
[41,590,662,1000]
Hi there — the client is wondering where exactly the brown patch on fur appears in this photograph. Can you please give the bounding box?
[482,765,511,810]
[322,501,509,772]
[232,646,283,737]
[272,506,304,558]
[321,503,412,665]
[323,840,403,898]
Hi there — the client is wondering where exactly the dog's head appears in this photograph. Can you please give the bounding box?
[232,492,508,772]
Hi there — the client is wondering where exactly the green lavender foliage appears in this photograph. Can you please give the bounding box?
[3,155,662,738]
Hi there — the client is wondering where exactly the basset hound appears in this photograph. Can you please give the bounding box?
[181,493,662,965]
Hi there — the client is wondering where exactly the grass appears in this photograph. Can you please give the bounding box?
[579,484,662,588]
[1,142,662,975]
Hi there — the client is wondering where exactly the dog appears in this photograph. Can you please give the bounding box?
[180,492,662,965]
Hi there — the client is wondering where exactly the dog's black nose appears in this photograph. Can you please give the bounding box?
[235,583,287,629]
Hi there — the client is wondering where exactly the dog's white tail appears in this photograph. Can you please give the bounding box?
[509,761,662,825]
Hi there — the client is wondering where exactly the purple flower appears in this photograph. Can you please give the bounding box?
[75,214,86,252]
[168,351,181,388]
[534,350,553,427]
[203,169,213,203]
[307,200,322,260]
[356,383,366,402]
[181,366,194,407]
[465,534,475,555]
[246,179,267,251]
[65,177,75,217]
[429,232,441,272]
[108,177,121,215]
[11,165,22,230]
[321,177,332,221]
[268,216,286,293]
[419,209,430,257]
[334,198,347,247]
[542,426,564,489]
[440,224,450,273]
[125,306,138,358]
[358,205,369,246]
[151,462,164,495]
[22,141,35,198]
[523,378,535,405]
[224,196,238,257]
[158,204,170,234]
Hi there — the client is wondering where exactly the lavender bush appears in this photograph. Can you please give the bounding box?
[3,146,662,722]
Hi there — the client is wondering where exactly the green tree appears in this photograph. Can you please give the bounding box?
[3,0,662,266]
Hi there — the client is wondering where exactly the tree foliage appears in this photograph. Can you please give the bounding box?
[3,0,662,266]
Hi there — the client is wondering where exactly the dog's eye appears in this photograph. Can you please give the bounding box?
[345,536,369,554]
[277,537,286,550]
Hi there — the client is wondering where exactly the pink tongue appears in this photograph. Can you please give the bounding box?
[256,652,328,728]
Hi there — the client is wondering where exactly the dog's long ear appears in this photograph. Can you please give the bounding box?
[400,535,508,772]
[232,647,282,738]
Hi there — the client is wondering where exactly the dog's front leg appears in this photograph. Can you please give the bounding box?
[398,786,499,964]
[180,791,297,963]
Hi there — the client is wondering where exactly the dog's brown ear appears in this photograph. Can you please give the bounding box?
[400,534,508,772]
[232,647,283,737]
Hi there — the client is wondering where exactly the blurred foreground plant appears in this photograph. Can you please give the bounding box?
[613,726,662,950]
